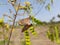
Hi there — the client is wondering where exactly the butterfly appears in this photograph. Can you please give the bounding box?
[18,16,31,26]
[18,17,37,45]
[18,16,32,32]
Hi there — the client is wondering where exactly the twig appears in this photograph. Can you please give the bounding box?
[3,14,13,19]
[7,12,17,45]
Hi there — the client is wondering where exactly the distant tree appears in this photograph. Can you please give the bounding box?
[50,17,55,23]
[57,14,60,18]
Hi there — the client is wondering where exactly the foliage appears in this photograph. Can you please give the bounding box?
[47,25,60,44]
[57,14,60,18]
[21,40,26,45]
[45,3,51,11]
[21,25,37,45]
[54,26,60,43]
[24,30,31,45]
[0,40,13,45]
[0,17,4,27]
[35,0,54,11]
[30,16,43,25]
[51,0,54,4]
[0,17,11,45]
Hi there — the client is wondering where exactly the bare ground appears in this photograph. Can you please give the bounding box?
[0,25,59,45]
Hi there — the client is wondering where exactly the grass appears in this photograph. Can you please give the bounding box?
[0,40,13,45]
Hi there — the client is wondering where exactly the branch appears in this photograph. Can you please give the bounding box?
[3,14,13,19]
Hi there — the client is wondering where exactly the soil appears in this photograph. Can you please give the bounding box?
[0,25,59,45]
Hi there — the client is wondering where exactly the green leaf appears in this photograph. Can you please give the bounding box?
[45,3,51,11]
[30,16,43,25]
[8,20,13,22]
[0,17,4,23]
[51,0,53,4]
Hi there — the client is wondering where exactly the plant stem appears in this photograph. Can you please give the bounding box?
[2,26,5,45]
[7,12,17,45]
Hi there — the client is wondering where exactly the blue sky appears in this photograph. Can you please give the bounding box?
[0,0,60,23]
